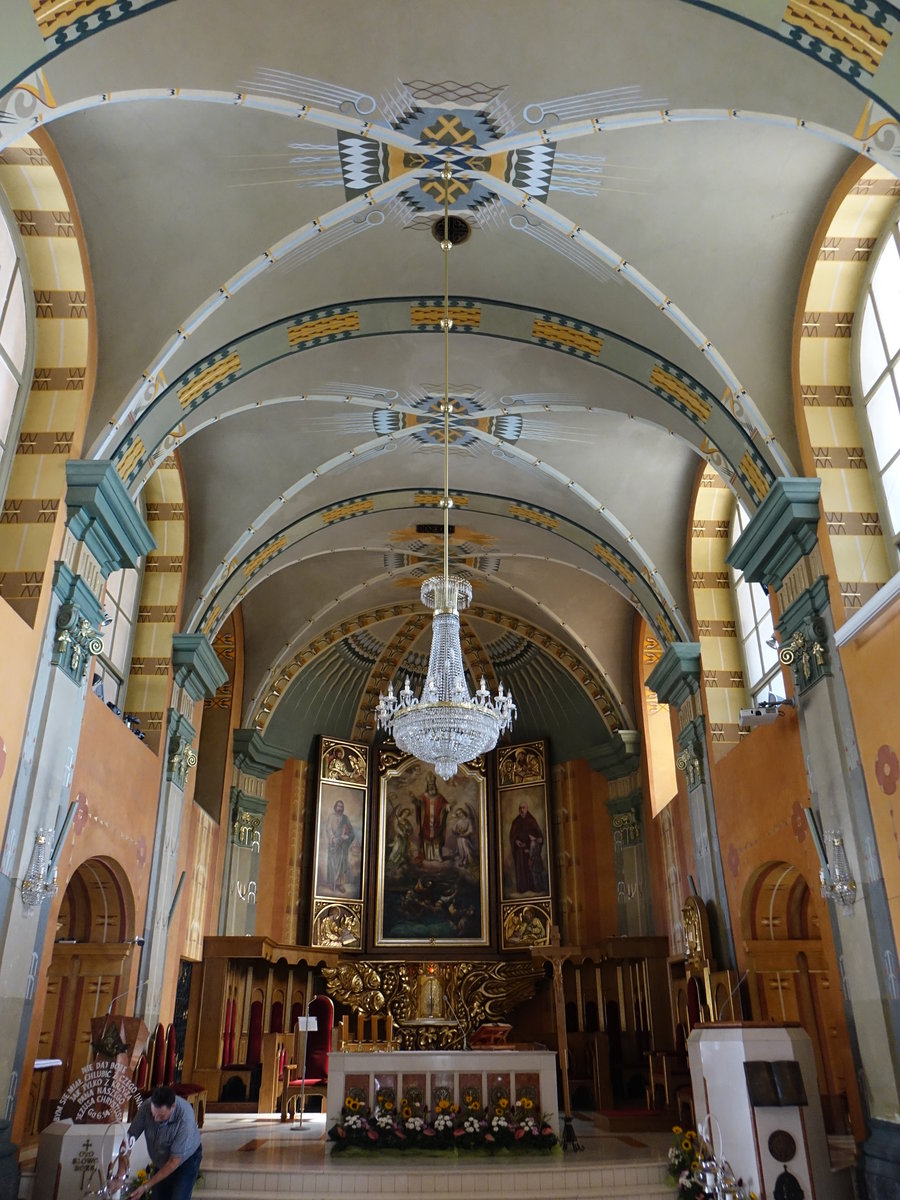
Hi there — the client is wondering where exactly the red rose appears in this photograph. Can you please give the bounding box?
[514,1127,526,1140]
[367,1129,379,1141]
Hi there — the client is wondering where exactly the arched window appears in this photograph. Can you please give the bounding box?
[855,198,900,570]
[0,192,32,501]
[730,502,784,705]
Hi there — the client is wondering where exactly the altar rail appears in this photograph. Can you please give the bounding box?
[326,1048,559,1128]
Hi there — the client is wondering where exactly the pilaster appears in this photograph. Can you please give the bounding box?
[0,461,153,1126]
[136,634,223,1029]
[647,642,734,966]
[220,730,291,937]
[729,475,900,1162]
[606,778,650,936]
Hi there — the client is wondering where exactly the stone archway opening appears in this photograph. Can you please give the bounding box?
[31,857,138,1133]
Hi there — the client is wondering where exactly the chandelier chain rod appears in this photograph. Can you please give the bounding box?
[441,158,452,588]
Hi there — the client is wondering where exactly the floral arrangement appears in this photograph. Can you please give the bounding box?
[667,1126,704,1199]
[328,1083,558,1154]
[111,1163,155,1197]
[667,1126,758,1200]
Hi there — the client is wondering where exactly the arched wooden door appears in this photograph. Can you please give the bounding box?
[33,856,137,1129]
[741,860,862,1136]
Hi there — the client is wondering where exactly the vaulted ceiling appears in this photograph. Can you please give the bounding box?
[4,0,896,766]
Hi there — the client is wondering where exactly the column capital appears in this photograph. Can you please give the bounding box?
[233,729,292,779]
[726,477,821,591]
[647,642,701,708]
[172,634,228,702]
[166,709,198,789]
[585,730,642,779]
[65,460,155,577]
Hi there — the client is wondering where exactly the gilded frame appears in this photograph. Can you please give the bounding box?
[375,749,489,948]
[497,741,552,950]
[310,736,369,949]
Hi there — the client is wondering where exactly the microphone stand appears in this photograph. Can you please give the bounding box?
[443,994,467,1051]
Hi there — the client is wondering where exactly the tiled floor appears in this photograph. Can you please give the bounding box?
[20,1112,675,1199]
[191,1112,672,1198]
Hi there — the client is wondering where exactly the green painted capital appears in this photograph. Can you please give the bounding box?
[726,477,821,590]
[166,709,198,789]
[675,715,706,791]
[172,634,228,701]
[647,642,701,708]
[233,729,292,779]
[65,460,156,577]
[586,729,641,778]
[50,562,104,684]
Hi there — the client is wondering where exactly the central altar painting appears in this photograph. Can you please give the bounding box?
[375,751,489,947]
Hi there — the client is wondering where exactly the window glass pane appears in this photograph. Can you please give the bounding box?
[0,356,15,451]
[872,237,900,359]
[743,635,763,686]
[859,302,887,394]
[758,610,778,670]
[0,218,14,305]
[0,268,25,371]
[110,619,132,670]
[883,454,900,537]
[118,569,138,612]
[868,374,900,468]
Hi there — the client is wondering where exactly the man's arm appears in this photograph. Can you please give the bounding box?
[130,1154,183,1199]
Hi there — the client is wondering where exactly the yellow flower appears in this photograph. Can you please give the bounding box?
[686,1130,696,1140]
[682,1138,691,1151]
[672,1125,683,1135]
[691,1160,699,1171]
[499,1097,509,1109]
[521,1097,534,1109]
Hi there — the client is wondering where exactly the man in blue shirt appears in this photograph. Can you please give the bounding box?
[121,1084,203,1199]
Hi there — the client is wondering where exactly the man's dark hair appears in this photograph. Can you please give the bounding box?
[151,1085,177,1109]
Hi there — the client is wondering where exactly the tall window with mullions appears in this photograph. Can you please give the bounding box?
[855,199,900,568]
[730,502,784,706]
[93,559,144,711]
[0,195,31,504]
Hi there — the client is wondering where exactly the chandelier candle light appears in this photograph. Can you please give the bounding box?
[375,164,516,780]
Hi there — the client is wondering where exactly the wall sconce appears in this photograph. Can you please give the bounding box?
[804,808,857,911]
[21,828,59,912]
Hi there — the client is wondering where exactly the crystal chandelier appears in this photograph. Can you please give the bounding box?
[375,165,516,780]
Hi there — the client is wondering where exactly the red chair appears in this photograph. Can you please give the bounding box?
[281,995,334,1122]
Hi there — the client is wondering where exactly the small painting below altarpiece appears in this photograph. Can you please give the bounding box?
[310,737,369,950]
[376,748,489,948]
[497,741,553,950]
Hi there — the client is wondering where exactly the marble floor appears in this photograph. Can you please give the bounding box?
[197,1109,672,1168]
[20,1111,676,1199]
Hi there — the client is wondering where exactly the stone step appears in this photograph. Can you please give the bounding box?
[194,1158,672,1198]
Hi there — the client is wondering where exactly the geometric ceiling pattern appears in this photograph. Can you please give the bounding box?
[6,0,900,769]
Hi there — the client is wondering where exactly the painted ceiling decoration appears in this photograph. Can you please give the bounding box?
[6,0,900,759]
[103,297,782,500]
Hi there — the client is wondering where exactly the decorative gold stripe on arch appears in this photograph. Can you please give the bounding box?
[793,158,898,621]
[0,131,93,626]
[689,463,744,760]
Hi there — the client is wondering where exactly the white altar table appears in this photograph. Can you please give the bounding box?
[326,1049,559,1129]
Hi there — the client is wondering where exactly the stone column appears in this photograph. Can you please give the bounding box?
[0,461,154,1124]
[219,731,291,937]
[136,635,226,1029]
[607,779,651,936]
[648,642,736,966]
[729,477,900,1193]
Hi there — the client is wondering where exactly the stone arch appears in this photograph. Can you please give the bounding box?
[0,128,94,627]
[740,859,860,1133]
[33,855,137,1130]
[793,156,900,622]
